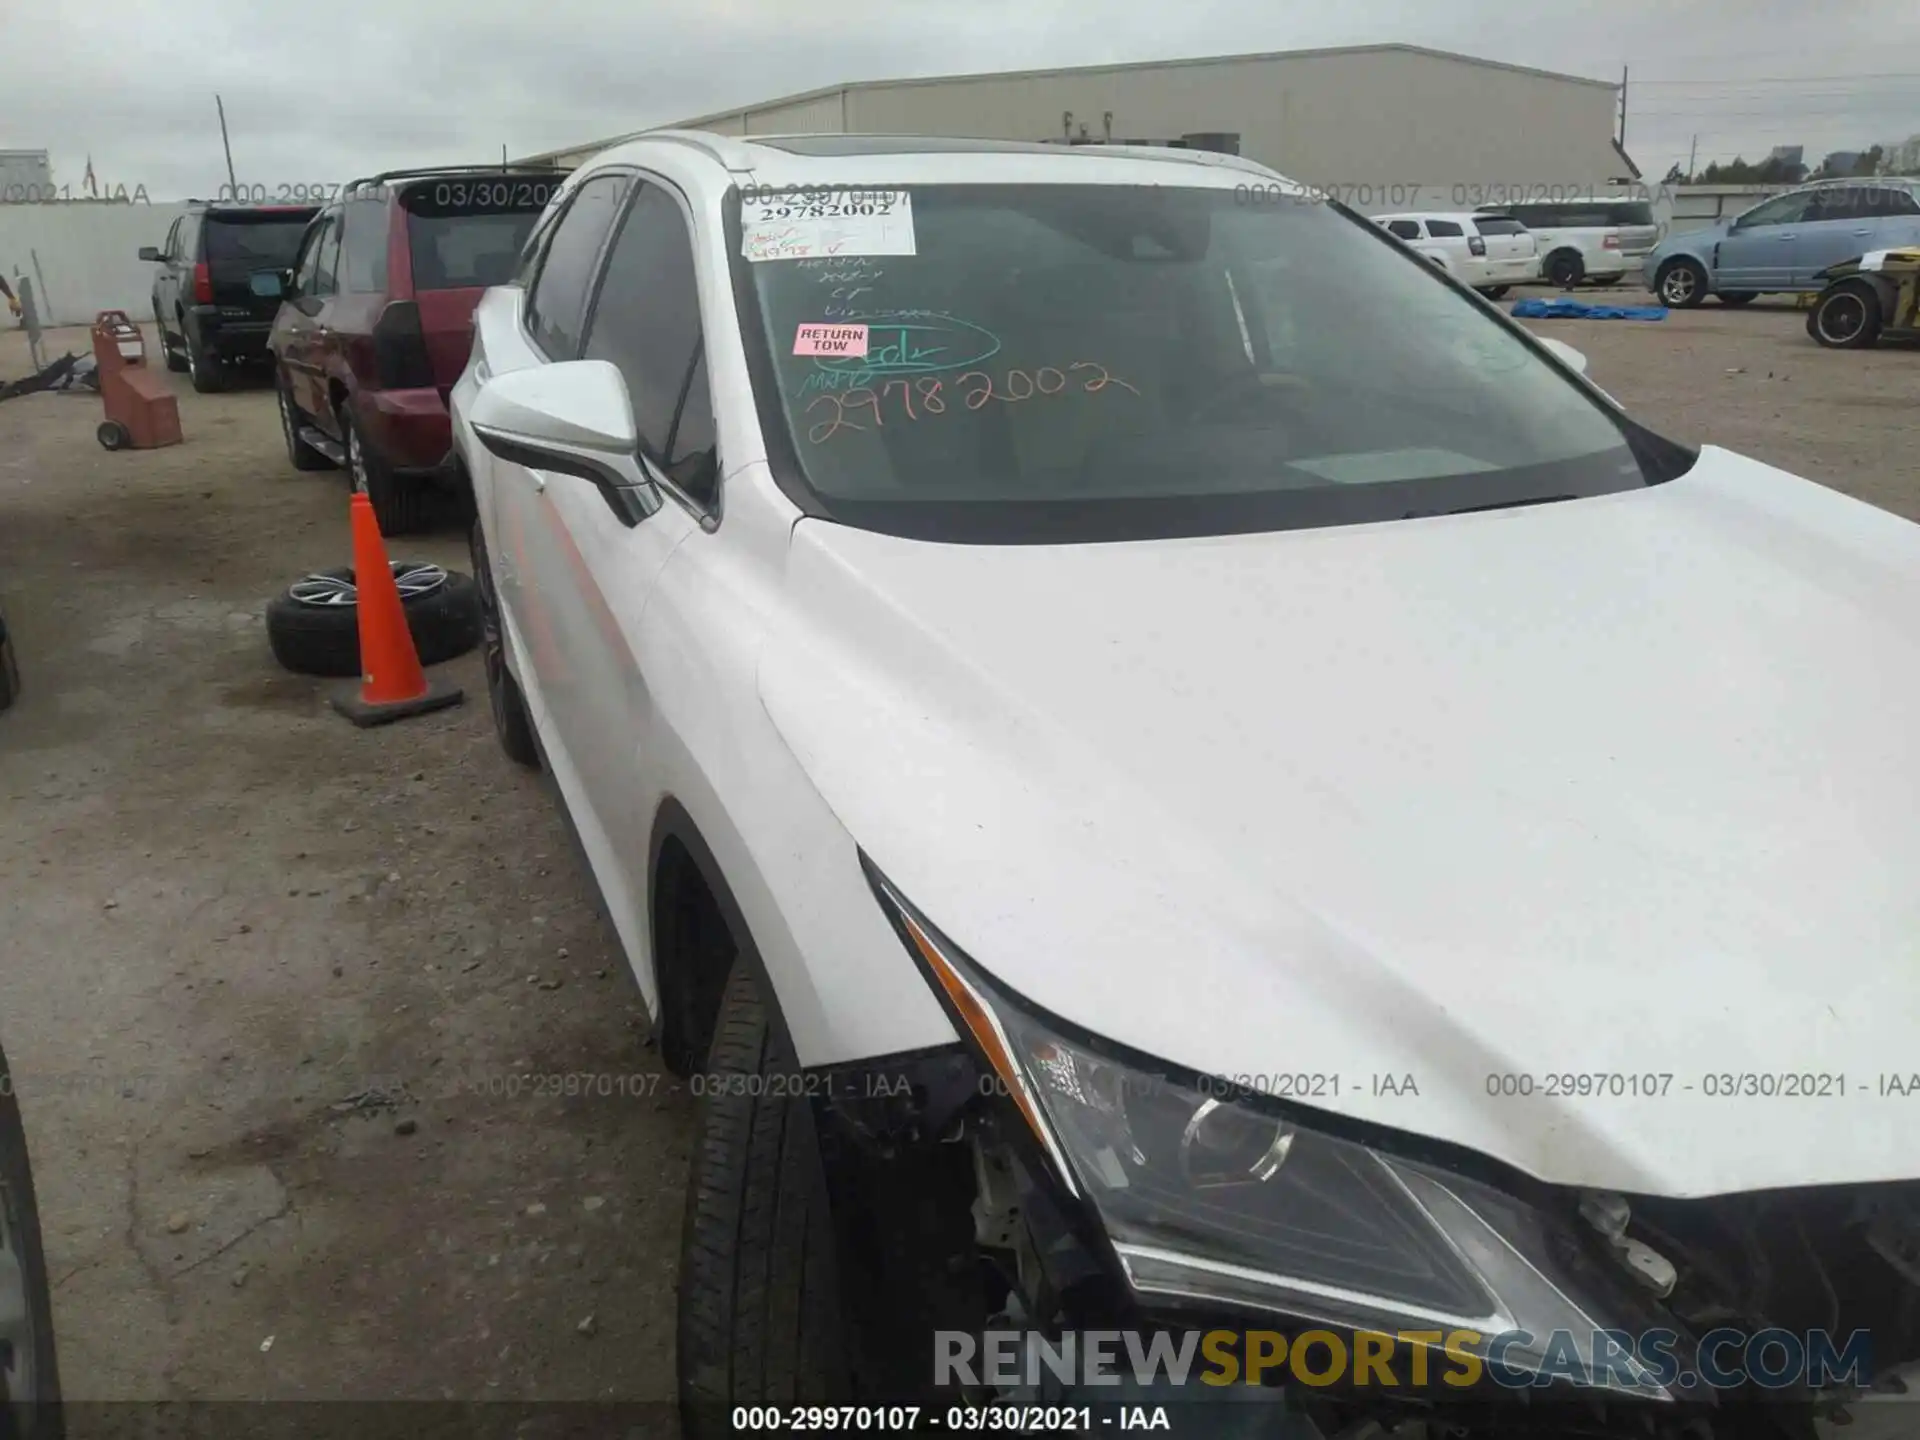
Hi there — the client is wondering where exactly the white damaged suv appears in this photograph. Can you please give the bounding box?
[451,132,1920,1439]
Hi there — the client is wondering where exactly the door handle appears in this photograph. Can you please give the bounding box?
[1777,233,1796,241]
[1853,228,1873,236]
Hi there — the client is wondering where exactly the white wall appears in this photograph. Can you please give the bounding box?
[0,202,188,327]
[1656,184,1790,236]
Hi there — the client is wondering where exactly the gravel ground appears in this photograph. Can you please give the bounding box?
[0,299,1914,1410]
[0,325,688,1413]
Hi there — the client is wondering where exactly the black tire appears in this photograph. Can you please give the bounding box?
[95,421,130,451]
[0,601,18,715]
[1718,291,1758,306]
[278,372,332,472]
[1478,285,1510,300]
[0,1042,65,1436]
[344,412,429,536]
[183,322,225,394]
[264,563,480,678]
[678,965,853,1438]
[1546,250,1586,289]
[469,519,539,769]
[1806,281,1883,350]
[156,307,187,373]
[1655,257,1709,309]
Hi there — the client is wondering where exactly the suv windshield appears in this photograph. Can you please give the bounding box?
[740,185,1682,543]
[203,212,314,272]
[401,176,561,290]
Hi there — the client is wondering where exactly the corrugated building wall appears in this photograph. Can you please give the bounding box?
[520,45,1634,212]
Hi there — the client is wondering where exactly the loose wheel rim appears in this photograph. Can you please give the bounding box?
[1817,294,1867,343]
[287,562,449,609]
[0,1171,42,1405]
[348,428,369,495]
[185,339,198,378]
[279,387,298,453]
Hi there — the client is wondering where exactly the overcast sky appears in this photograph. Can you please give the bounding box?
[4,0,1918,199]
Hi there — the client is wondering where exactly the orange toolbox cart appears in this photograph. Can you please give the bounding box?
[91,310,182,451]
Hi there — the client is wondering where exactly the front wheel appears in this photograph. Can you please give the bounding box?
[156,308,188,373]
[0,1041,65,1435]
[1806,281,1883,349]
[279,374,333,472]
[1656,258,1709,309]
[678,965,853,1438]
[469,518,539,769]
[0,600,19,714]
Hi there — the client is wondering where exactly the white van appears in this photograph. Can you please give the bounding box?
[1373,211,1542,297]
[1481,198,1659,288]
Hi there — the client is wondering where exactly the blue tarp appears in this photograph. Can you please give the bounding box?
[1510,298,1669,321]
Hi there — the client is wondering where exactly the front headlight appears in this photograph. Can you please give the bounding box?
[870,869,1672,1401]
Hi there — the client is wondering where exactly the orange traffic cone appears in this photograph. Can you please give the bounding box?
[329,493,463,727]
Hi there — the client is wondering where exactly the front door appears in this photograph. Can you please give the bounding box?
[478,171,709,1006]
[1715,189,1815,291]
[277,211,336,417]
[301,208,346,437]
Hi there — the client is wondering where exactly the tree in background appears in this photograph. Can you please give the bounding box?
[1678,142,1914,185]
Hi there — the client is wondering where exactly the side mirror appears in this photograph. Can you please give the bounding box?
[1538,336,1590,375]
[138,246,161,262]
[249,269,285,299]
[468,361,659,524]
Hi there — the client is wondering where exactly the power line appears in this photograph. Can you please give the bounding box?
[1634,72,1920,86]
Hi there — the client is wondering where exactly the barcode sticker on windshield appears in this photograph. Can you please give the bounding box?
[742,190,916,262]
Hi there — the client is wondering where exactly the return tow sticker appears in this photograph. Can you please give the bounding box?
[742,190,917,262]
[793,324,869,357]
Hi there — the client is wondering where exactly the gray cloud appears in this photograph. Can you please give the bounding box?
[4,0,1917,199]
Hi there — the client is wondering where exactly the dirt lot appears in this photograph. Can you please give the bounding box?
[0,300,1915,1412]
[0,326,688,1414]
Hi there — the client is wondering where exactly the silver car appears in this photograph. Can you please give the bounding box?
[1644,177,1920,308]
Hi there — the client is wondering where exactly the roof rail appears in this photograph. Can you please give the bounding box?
[606,129,762,172]
[1068,143,1281,181]
[343,161,571,196]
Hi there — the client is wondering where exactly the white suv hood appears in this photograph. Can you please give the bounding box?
[758,447,1920,1199]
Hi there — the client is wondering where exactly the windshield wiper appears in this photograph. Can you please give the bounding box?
[1404,494,1577,519]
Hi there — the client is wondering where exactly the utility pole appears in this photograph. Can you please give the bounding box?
[216,94,237,195]
[1618,65,1629,149]
[1687,134,1698,181]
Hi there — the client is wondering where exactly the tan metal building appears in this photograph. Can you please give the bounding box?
[520,44,1638,209]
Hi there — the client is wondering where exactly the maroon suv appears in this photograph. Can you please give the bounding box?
[265,166,567,533]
